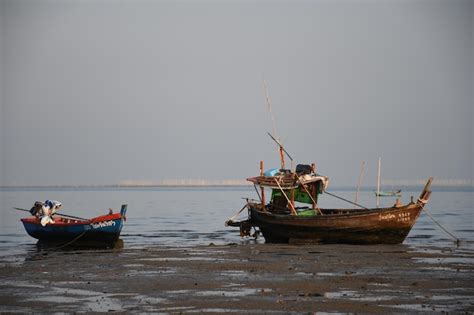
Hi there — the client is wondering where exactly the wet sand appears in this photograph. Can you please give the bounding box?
[0,242,473,313]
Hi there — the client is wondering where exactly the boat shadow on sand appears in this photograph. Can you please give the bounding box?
[23,239,124,262]
[35,238,125,250]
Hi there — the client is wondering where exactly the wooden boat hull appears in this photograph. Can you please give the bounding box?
[247,203,422,244]
[21,205,127,247]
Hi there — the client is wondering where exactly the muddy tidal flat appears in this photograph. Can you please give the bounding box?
[0,243,473,313]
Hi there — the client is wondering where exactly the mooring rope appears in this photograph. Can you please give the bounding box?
[47,228,90,250]
[225,204,249,225]
[420,203,460,245]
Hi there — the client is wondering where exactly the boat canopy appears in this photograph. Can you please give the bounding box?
[247,171,329,191]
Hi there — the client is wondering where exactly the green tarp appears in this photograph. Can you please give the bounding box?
[296,209,318,217]
[271,187,315,205]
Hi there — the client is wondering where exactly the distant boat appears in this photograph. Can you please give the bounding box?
[374,190,402,197]
[20,205,127,247]
[375,157,401,200]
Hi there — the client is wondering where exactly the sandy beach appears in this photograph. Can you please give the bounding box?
[0,242,472,313]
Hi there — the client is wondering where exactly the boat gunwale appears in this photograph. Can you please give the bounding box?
[20,213,123,226]
[247,201,422,220]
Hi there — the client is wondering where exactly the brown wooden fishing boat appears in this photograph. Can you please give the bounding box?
[226,133,433,245]
[228,172,432,245]
[226,83,433,245]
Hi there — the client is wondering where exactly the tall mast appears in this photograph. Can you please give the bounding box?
[263,80,286,170]
[376,157,381,207]
[263,80,279,142]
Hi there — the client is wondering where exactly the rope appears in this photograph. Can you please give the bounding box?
[47,228,90,250]
[226,204,248,224]
[420,203,460,245]
[324,191,370,210]
[253,184,262,203]
[38,217,93,250]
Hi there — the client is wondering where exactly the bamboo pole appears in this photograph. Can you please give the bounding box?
[295,175,323,215]
[279,146,286,170]
[355,161,365,204]
[13,207,89,221]
[311,163,317,209]
[273,178,297,215]
[376,157,381,208]
[312,184,317,209]
[290,185,295,210]
[260,161,265,208]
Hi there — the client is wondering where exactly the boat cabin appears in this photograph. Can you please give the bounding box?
[247,162,329,216]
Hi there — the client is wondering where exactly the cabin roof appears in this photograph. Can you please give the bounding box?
[247,172,329,190]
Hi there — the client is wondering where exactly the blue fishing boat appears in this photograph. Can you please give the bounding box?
[21,204,127,247]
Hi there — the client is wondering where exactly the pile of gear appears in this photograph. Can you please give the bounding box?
[29,200,62,226]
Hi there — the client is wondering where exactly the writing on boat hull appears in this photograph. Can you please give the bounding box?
[92,220,116,229]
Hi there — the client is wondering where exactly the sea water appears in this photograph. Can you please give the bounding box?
[0,187,472,257]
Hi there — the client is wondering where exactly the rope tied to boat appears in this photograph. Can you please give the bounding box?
[46,228,91,250]
[419,203,460,246]
[323,191,370,210]
[225,203,249,226]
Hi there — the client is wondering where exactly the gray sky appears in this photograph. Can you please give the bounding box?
[0,0,473,186]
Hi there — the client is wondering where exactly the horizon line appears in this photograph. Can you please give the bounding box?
[0,178,472,189]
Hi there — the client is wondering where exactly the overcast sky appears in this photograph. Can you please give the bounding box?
[0,0,472,186]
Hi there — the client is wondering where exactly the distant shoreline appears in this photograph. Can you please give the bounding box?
[0,184,251,189]
[0,183,472,191]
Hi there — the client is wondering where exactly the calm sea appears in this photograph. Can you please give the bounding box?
[0,187,472,257]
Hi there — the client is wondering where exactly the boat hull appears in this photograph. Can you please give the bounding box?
[21,205,127,247]
[248,203,422,244]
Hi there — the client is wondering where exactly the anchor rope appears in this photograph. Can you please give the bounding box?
[225,204,249,225]
[420,203,460,245]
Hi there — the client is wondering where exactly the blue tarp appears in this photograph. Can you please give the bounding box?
[264,168,279,177]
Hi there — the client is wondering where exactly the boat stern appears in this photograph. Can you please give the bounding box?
[120,204,128,218]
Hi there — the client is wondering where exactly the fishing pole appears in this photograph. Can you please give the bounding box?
[13,207,89,221]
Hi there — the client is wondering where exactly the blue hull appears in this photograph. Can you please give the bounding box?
[23,218,123,243]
